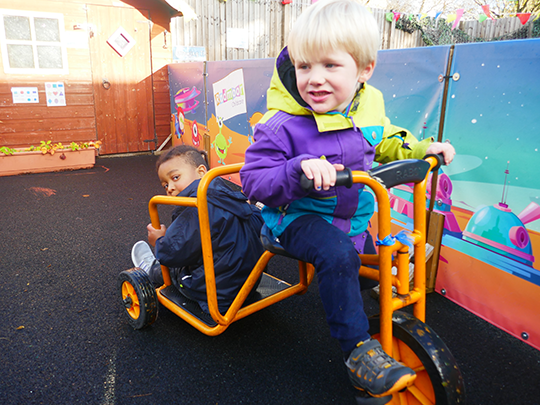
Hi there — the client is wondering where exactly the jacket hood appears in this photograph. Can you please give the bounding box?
[266,47,369,133]
[176,177,253,220]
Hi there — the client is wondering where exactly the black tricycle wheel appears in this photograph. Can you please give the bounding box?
[118,268,158,329]
[368,311,465,405]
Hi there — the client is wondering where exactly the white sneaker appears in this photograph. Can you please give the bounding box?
[131,241,156,273]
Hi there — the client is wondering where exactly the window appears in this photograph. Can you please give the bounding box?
[0,10,68,74]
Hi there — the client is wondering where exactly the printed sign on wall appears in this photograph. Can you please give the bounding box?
[11,87,39,103]
[45,82,66,106]
[212,68,247,122]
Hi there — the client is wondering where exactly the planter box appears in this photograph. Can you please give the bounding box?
[0,148,96,177]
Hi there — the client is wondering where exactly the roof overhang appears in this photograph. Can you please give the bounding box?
[157,0,197,21]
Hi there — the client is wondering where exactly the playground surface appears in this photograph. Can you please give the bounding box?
[1,153,539,405]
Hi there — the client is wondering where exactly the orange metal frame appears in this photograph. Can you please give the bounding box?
[147,157,439,357]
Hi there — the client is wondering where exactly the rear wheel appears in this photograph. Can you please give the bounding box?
[118,268,158,329]
[369,311,465,405]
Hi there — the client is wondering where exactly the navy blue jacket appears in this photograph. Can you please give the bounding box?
[155,177,264,313]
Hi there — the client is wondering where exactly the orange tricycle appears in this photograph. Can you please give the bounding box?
[118,154,465,405]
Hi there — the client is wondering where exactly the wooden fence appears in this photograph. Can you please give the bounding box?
[170,0,538,61]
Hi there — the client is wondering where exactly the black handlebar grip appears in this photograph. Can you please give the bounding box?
[424,153,445,171]
[300,168,353,192]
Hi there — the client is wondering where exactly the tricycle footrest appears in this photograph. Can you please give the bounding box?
[159,272,291,327]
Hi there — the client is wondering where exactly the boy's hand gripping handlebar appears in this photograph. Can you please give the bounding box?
[300,167,353,192]
[300,155,444,192]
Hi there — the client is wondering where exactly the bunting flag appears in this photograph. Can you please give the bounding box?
[517,13,531,24]
[478,14,488,23]
[446,14,456,23]
[481,5,494,20]
[386,11,393,22]
[452,9,464,29]
[435,11,442,19]
[420,13,428,20]
[393,11,401,22]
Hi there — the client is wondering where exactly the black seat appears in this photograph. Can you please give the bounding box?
[368,159,431,189]
[260,224,299,260]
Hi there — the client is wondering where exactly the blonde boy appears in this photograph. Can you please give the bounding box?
[240,0,454,401]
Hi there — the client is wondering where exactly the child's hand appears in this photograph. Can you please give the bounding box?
[301,158,345,191]
[147,223,167,247]
[426,142,456,165]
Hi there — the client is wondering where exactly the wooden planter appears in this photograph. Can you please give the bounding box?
[0,148,96,177]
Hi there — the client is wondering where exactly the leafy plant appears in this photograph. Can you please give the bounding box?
[0,140,102,156]
[0,146,16,155]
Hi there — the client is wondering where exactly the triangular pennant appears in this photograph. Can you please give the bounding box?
[517,13,531,24]
[386,12,393,22]
[446,14,456,23]
[478,14,488,23]
[481,5,493,20]
[452,9,464,29]
[435,11,442,19]
[393,11,401,22]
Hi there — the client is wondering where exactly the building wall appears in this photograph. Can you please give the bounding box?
[0,0,173,152]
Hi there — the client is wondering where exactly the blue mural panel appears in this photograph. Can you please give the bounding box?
[205,59,274,169]
[370,46,451,142]
[442,39,540,231]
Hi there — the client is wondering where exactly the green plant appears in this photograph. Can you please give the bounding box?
[0,140,102,156]
[0,146,16,155]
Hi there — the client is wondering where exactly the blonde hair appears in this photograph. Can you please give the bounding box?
[288,0,380,70]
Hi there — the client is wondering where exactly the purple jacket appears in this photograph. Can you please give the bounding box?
[240,47,431,247]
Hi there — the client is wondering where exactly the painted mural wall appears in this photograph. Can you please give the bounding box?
[168,38,540,351]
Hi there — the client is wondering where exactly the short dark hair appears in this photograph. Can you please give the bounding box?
[156,145,210,172]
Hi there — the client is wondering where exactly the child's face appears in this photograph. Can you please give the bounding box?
[158,156,207,196]
[294,49,375,114]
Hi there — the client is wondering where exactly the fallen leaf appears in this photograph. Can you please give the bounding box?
[83,195,90,197]
[16,326,24,330]
[41,248,48,251]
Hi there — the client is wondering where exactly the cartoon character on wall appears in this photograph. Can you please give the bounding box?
[172,106,185,141]
[211,116,232,165]
[174,86,201,114]
[191,120,200,147]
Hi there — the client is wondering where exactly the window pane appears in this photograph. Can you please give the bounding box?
[34,17,60,42]
[7,44,34,68]
[37,45,63,69]
[4,15,31,40]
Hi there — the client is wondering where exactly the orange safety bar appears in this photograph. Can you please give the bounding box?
[147,163,316,336]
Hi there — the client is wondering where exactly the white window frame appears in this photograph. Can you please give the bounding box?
[0,9,68,75]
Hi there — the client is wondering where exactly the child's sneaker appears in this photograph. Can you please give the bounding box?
[346,339,416,397]
[131,241,157,273]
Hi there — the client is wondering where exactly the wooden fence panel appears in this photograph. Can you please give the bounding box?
[170,1,538,61]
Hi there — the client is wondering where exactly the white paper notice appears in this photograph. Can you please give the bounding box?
[12,87,39,103]
[212,69,247,122]
[45,82,66,106]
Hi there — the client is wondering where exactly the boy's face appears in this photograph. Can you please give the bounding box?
[158,156,207,196]
[294,49,375,114]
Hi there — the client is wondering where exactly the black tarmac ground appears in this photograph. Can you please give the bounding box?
[1,154,539,405]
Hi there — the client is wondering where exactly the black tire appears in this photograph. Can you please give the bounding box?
[118,268,158,329]
[368,311,465,405]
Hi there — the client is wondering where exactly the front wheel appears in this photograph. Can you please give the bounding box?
[118,268,158,329]
[369,311,465,405]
